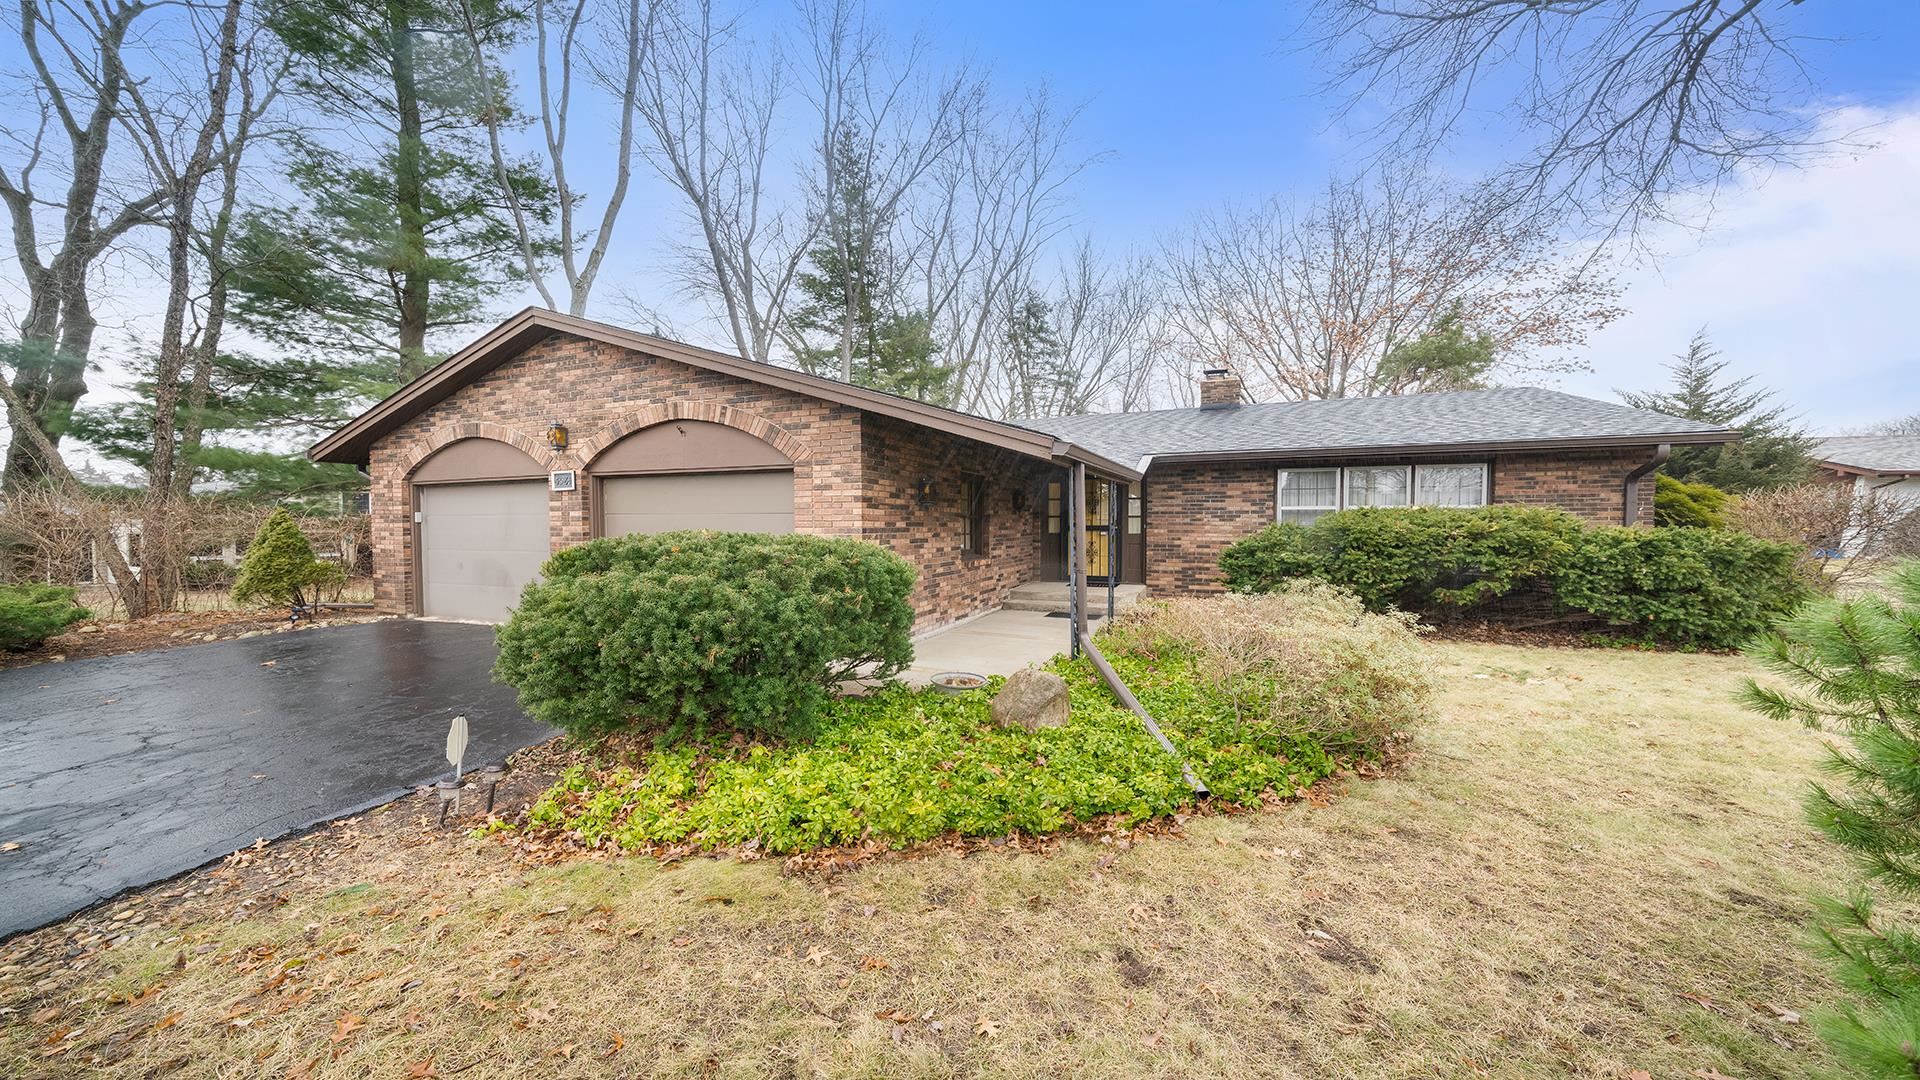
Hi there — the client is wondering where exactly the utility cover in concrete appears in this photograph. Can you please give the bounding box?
[0,620,553,940]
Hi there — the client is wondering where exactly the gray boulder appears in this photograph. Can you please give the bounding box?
[991,667,1070,732]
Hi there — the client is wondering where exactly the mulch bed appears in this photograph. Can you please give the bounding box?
[0,610,391,671]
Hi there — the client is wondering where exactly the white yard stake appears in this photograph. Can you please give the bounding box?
[446,714,469,815]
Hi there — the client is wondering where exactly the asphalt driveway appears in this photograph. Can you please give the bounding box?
[0,620,553,940]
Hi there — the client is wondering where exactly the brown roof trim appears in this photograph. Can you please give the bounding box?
[308,308,1139,479]
[1141,430,1740,468]
[1816,460,1920,479]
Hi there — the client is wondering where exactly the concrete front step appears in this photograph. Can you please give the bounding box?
[1001,582,1147,615]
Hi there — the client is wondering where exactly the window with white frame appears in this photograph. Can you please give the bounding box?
[1277,463,1488,523]
[1277,468,1339,526]
[1345,465,1411,508]
[1415,463,1489,507]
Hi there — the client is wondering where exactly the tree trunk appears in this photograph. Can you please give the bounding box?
[390,0,431,384]
[2,0,146,489]
[138,0,243,615]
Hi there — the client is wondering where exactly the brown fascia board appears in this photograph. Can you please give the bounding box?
[1817,460,1920,479]
[308,308,1133,476]
[1140,430,1741,467]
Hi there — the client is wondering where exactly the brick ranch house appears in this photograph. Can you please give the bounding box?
[310,309,1737,629]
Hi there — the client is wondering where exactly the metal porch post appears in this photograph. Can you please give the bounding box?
[1106,480,1118,622]
[1071,462,1088,655]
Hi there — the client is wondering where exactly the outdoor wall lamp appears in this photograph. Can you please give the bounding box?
[913,476,936,508]
[547,422,569,452]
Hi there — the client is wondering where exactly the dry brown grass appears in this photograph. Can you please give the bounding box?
[0,642,1846,1079]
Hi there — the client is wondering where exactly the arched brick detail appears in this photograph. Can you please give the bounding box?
[573,401,814,465]
[402,423,554,476]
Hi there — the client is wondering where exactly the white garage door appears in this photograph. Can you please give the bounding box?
[418,481,550,622]
[601,470,795,537]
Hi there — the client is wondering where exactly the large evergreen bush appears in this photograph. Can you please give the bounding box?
[231,507,345,608]
[1742,561,1920,1077]
[1555,526,1804,647]
[0,584,91,650]
[493,531,917,743]
[1220,504,1803,648]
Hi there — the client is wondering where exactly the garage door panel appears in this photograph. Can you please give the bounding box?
[601,470,795,538]
[419,481,550,623]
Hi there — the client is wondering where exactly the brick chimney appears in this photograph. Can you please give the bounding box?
[1198,367,1245,410]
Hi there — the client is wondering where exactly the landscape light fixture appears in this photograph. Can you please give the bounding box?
[547,422,569,452]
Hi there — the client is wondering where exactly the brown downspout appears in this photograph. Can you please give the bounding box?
[1623,443,1671,526]
[1078,628,1209,796]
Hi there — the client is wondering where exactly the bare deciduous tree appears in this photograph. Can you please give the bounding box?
[1,0,169,486]
[795,0,980,382]
[1730,482,1920,592]
[632,0,809,364]
[908,89,1092,414]
[1159,167,1623,402]
[462,0,654,315]
[1311,0,1848,235]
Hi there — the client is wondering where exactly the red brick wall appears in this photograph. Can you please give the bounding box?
[369,332,866,615]
[1143,461,1276,595]
[860,414,1047,630]
[367,331,1049,629]
[1491,447,1660,526]
[1142,447,1666,595]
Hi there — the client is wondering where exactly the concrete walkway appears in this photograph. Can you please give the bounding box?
[901,608,1100,685]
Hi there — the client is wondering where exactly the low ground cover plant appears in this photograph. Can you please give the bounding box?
[1220,505,1805,648]
[494,531,917,744]
[0,583,91,650]
[501,584,1429,854]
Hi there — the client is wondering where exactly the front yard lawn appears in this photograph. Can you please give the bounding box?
[0,641,1845,1079]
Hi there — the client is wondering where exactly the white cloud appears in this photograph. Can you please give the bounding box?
[1563,99,1920,433]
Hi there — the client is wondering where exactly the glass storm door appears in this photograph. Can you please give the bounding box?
[1084,481,1114,583]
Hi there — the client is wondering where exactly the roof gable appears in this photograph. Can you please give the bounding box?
[309,309,1137,478]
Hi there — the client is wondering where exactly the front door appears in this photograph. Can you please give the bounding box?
[1037,471,1142,585]
[1084,480,1115,585]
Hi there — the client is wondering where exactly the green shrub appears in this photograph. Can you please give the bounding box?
[231,507,345,608]
[504,586,1424,854]
[493,531,917,743]
[1219,504,1806,647]
[1217,522,1320,594]
[1221,506,1583,613]
[184,558,239,590]
[1741,561,1920,1076]
[0,584,91,650]
[1554,526,1805,648]
[1654,473,1733,528]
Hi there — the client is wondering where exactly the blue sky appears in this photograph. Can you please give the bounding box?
[593,0,1920,431]
[3,0,1917,468]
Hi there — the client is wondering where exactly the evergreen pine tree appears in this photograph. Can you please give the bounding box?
[788,126,951,402]
[66,350,372,503]
[1621,331,1814,491]
[235,0,554,386]
[1375,302,1498,394]
[1742,560,1920,1077]
[232,507,345,608]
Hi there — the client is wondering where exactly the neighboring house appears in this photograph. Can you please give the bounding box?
[310,309,1736,628]
[1813,436,1920,504]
